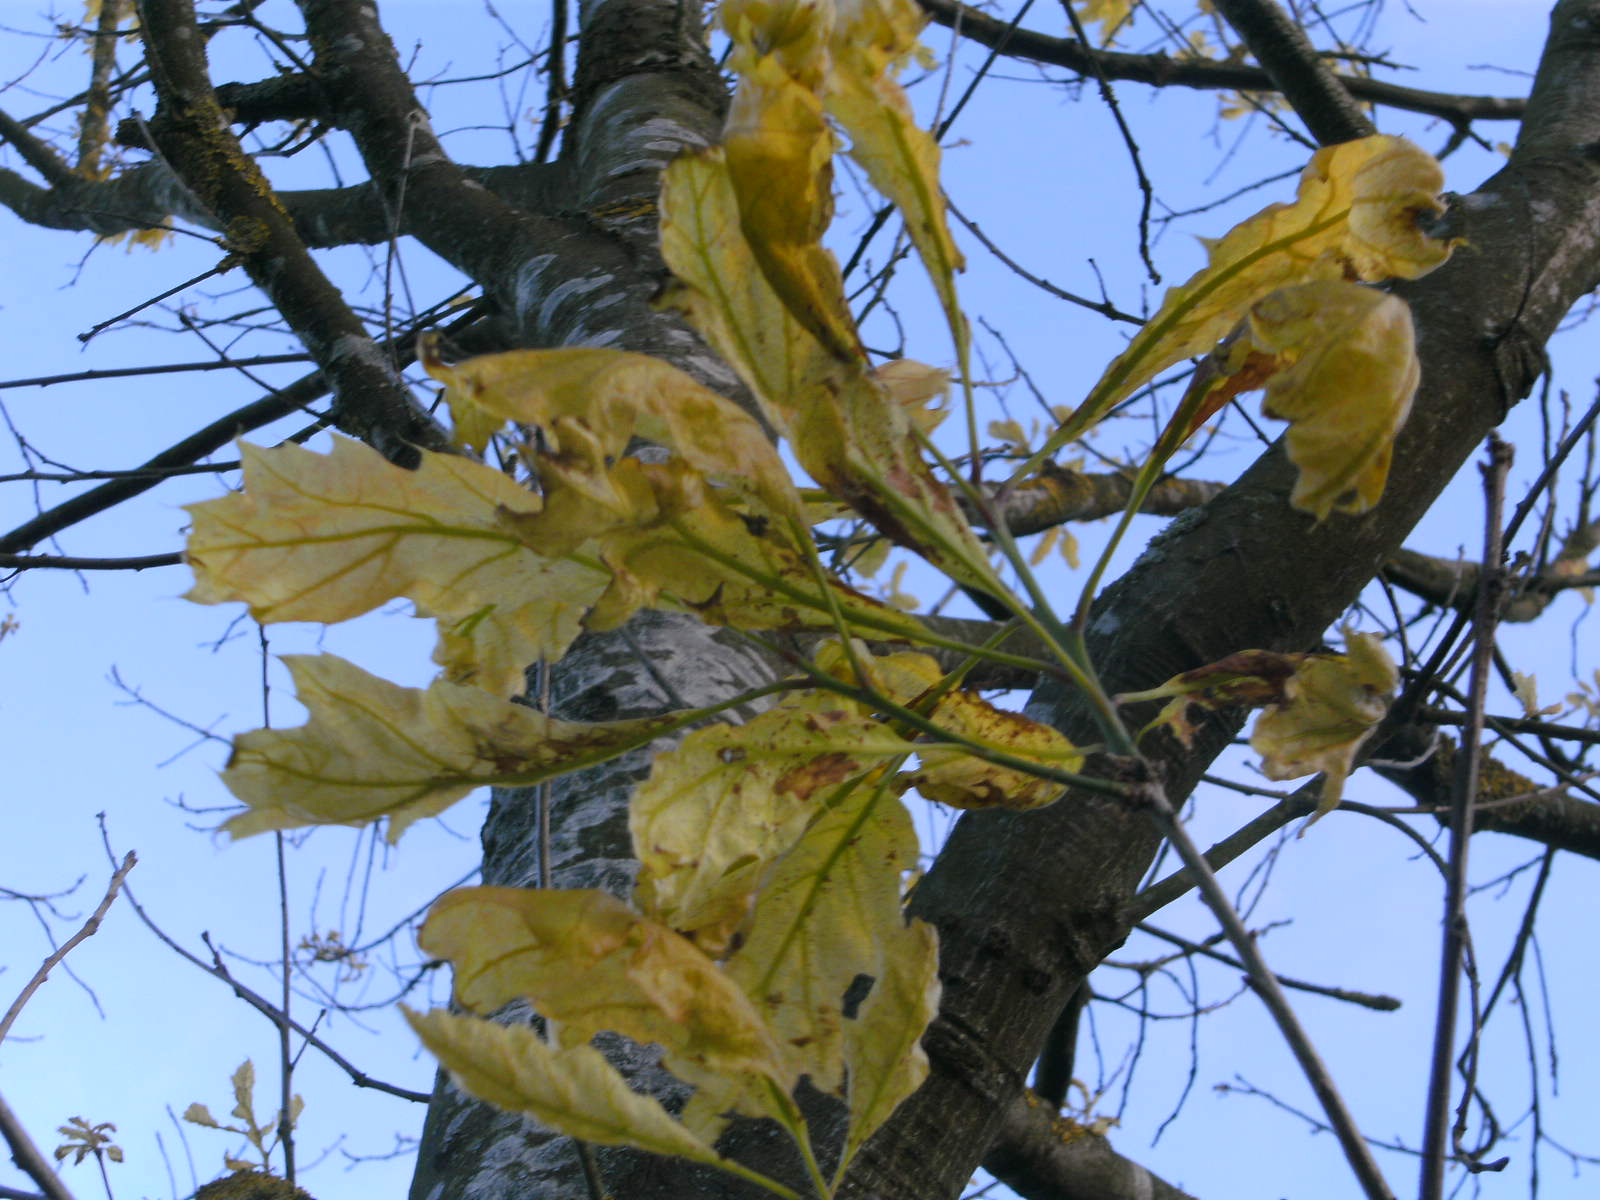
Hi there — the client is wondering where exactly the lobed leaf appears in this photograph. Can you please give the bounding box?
[420,340,804,530]
[186,437,603,698]
[221,655,680,841]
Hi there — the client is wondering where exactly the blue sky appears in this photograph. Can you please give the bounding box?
[2,3,1592,1199]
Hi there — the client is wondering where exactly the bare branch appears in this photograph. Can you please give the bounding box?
[134,0,449,464]
[0,552,181,571]
[0,1092,76,1200]
[915,0,1525,126]
[1209,0,1374,144]
[0,853,137,1044]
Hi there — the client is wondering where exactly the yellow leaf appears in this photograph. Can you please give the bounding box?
[419,340,804,531]
[1074,0,1134,43]
[839,918,938,1176]
[827,0,967,353]
[662,122,1000,601]
[820,642,1081,808]
[186,437,603,698]
[685,772,925,1138]
[221,655,680,841]
[872,358,950,434]
[404,1007,726,1165]
[570,489,929,640]
[1510,670,1559,717]
[182,1104,220,1130]
[1047,135,1455,462]
[659,148,842,427]
[1120,630,1395,819]
[1247,281,1419,519]
[230,1061,255,1124]
[723,58,863,361]
[904,689,1081,810]
[1250,630,1398,819]
[633,694,907,954]
[419,887,793,1104]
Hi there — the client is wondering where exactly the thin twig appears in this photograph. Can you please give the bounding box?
[95,820,430,1105]
[1055,0,1159,283]
[1136,922,1401,1011]
[1420,435,1513,1200]
[0,852,136,1044]
[0,353,311,390]
[1134,779,1394,1199]
[0,552,181,571]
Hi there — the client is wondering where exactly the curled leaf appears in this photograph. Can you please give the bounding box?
[1119,630,1397,819]
[1252,630,1398,819]
[1045,135,1455,459]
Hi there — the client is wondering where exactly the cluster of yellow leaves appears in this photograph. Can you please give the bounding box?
[405,647,1008,1191]
[402,641,1075,1185]
[178,0,1462,1187]
[660,0,1005,601]
[1118,628,1398,820]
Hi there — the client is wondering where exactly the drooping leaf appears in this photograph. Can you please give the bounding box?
[1251,630,1398,819]
[827,0,966,356]
[632,693,909,954]
[1251,281,1419,519]
[1038,135,1456,463]
[839,917,938,1178]
[722,58,863,363]
[221,655,680,841]
[185,437,603,698]
[404,1007,727,1165]
[1118,630,1397,819]
[419,887,794,1105]
[659,149,842,424]
[661,98,1001,601]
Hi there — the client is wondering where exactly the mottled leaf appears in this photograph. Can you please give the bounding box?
[632,693,908,954]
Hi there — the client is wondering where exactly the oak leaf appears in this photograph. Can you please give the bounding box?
[185,437,602,698]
